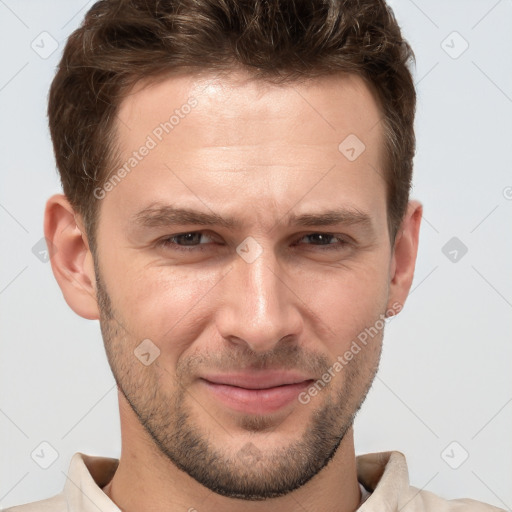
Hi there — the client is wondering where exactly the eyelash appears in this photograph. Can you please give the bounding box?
[156,231,351,252]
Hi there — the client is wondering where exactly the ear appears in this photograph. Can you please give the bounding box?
[44,194,99,320]
[386,200,423,315]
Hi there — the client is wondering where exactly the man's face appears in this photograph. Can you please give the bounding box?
[94,71,396,499]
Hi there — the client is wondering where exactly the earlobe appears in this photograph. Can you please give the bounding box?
[387,200,423,315]
[44,194,100,320]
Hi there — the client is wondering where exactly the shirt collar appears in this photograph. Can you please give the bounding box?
[356,451,410,510]
[64,453,120,512]
[62,450,410,511]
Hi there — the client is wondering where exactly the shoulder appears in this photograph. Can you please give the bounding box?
[357,451,506,512]
[2,492,66,512]
[400,485,507,511]
[2,452,119,512]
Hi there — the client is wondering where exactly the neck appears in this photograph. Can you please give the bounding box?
[104,392,361,512]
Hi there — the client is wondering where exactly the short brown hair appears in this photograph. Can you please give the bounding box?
[48,0,416,247]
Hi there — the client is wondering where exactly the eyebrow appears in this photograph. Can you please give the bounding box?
[133,204,374,232]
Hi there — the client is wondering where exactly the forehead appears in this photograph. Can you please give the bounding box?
[117,70,383,153]
[105,70,387,235]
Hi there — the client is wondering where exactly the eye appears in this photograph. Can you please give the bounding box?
[157,231,217,251]
[156,231,352,254]
[294,233,351,250]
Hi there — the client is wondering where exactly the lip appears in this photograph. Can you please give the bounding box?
[199,371,314,415]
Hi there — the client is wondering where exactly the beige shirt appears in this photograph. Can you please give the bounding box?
[5,451,505,511]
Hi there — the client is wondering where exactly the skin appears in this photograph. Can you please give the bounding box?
[45,69,422,512]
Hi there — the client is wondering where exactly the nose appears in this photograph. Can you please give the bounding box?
[215,241,303,354]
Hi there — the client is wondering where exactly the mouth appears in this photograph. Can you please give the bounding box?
[199,371,314,415]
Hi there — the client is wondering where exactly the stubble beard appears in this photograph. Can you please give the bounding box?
[95,269,382,500]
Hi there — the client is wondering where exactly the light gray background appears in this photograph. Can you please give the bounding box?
[1,0,511,509]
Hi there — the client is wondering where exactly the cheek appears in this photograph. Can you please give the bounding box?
[112,265,226,344]
[298,258,390,357]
